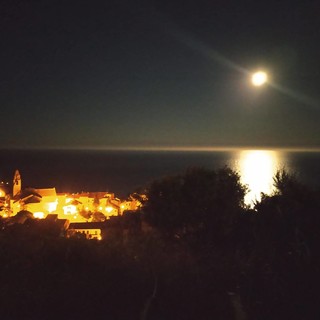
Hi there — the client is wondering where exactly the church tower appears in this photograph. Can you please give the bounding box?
[13,170,21,197]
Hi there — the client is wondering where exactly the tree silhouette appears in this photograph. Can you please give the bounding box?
[143,166,247,242]
[240,170,320,320]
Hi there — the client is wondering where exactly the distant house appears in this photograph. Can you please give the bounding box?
[35,188,58,213]
[70,192,120,218]
[11,187,58,218]
[6,170,141,224]
[67,222,106,240]
[11,187,42,215]
[0,182,10,214]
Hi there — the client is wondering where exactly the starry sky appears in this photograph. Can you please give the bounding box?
[1,0,319,150]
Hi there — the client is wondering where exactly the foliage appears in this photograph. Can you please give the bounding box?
[273,168,306,197]
[0,224,235,320]
[1,168,320,319]
[240,169,320,320]
[143,166,247,241]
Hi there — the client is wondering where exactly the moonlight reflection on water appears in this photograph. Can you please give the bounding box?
[237,150,281,205]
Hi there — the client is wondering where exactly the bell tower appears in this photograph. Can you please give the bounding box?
[13,170,21,197]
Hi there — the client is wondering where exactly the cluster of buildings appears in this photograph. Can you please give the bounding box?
[0,170,145,239]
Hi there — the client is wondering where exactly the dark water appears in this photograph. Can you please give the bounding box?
[0,149,319,198]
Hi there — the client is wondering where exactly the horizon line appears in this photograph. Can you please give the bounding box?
[1,145,320,152]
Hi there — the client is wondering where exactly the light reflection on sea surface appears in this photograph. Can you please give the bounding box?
[1,148,319,201]
[235,150,283,206]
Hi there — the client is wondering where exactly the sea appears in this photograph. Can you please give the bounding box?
[0,149,319,205]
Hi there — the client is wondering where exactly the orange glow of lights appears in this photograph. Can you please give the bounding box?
[47,202,57,213]
[63,205,77,215]
[105,206,113,213]
[34,212,45,219]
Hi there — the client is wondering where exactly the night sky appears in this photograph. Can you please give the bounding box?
[1,0,319,150]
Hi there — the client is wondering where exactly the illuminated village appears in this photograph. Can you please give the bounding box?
[0,170,144,240]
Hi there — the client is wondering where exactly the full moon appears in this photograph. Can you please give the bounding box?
[251,71,268,86]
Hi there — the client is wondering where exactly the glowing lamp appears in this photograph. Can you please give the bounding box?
[34,212,45,219]
[105,206,113,213]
